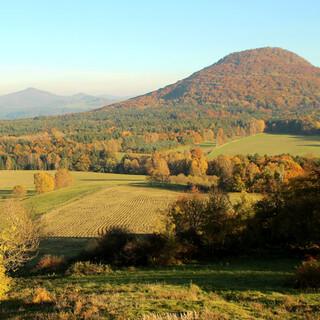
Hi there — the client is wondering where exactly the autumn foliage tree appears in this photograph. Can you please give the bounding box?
[54,168,73,189]
[148,152,170,183]
[75,154,91,171]
[0,200,39,272]
[34,172,55,194]
[189,148,208,176]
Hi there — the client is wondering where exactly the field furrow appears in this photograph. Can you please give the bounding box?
[41,186,181,237]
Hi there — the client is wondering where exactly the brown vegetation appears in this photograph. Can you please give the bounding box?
[106,47,320,110]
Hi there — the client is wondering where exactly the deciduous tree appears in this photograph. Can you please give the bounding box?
[0,200,39,272]
[54,168,73,189]
[34,172,55,194]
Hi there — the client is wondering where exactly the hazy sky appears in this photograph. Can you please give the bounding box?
[0,0,319,96]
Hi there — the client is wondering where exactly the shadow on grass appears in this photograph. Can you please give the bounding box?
[71,268,293,292]
[0,190,13,199]
[0,189,36,200]
[0,299,55,319]
[129,181,187,192]
[24,238,298,294]
[79,178,144,182]
[34,256,295,293]
[297,144,320,148]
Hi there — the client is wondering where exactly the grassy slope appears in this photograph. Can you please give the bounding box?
[41,185,182,237]
[0,171,146,217]
[208,133,320,158]
[2,258,319,319]
[0,170,261,237]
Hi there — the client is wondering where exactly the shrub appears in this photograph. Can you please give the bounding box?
[32,287,55,304]
[88,228,182,267]
[66,261,112,276]
[34,255,66,273]
[138,233,184,266]
[12,185,27,198]
[91,227,139,266]
[295,257,320,288]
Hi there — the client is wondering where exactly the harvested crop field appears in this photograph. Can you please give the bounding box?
[41,185,182,237]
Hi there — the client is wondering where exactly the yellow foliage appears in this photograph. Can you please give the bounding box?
[34,172,55,193]
[32,287,54,304]
[0,256,11,300]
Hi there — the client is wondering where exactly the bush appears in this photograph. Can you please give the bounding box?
[34,255,66,274]
[295,257,320,288]
[87,227,182,267]
[32,287,55,304]
[12,185,27,198]
[137,233,184,266]
[66,261,112,276]
[91,227,139,266]
[0,257,11,300]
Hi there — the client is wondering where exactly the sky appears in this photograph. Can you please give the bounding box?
[0,0,319,96]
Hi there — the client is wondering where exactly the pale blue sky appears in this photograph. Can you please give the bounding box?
[0,0,319,96]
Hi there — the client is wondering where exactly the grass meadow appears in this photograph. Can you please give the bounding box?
[1,258,319,319]
[0,170,259,239]
[0,170,146,217]
[0,169,319,319]
[208,134,320,158]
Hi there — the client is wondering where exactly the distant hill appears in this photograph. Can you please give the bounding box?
[100,47,320,110]
[0,88,123,119]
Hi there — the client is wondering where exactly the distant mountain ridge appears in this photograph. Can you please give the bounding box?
[100,47,320,111]
[0,88,122,119]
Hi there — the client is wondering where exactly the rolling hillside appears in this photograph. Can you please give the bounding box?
[100,47,320,111]
[0,88,121,119]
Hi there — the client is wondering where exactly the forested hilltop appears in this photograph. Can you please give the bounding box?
[101,47,320,110]
[0,47,319,173]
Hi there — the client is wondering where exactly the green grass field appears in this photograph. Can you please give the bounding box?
[0,171,319,319]
[1,258,319,319]
[0,171,258,239]
[0,170,146,217]
[208,133,320,158]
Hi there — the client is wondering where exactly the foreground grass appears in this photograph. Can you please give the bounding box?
[1,258,319,319]
[208,133,320,158]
